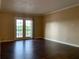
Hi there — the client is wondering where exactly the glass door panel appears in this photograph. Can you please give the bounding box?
[16,19,23,38]
[25,20,33,38]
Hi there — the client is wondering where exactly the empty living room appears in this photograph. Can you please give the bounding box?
[0,0,79,59]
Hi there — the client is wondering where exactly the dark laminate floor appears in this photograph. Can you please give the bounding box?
[1,39,79,59]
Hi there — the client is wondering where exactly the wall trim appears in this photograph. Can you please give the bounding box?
[0,37,44,43]
[45,38,79,48]
[45,3,79,15]
[33,37,44,39]
[0,40,14,43]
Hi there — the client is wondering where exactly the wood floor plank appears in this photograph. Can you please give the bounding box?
[1,39,79,59]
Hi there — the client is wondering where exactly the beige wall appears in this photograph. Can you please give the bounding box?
[0,12,44,42]
[44,6,79,46]
[0,12,15,42]
[33,16,44,38]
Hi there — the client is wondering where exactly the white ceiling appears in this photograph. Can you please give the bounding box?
[1,0,79,14]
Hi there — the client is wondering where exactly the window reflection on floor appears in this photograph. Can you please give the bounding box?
[14,40,33,59]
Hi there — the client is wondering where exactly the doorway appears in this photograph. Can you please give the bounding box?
[16,18,33,39]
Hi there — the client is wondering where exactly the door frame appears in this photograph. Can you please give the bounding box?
[14,17,33,40]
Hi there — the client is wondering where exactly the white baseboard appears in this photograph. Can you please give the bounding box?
[33,37,44,39]
[0,40,14,43]
[45,38,79,48]
[0,37,44,43]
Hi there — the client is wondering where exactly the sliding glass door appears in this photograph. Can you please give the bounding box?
[16,18,33,39]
